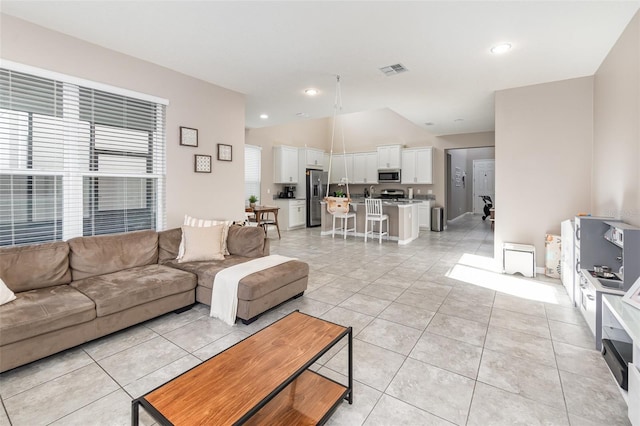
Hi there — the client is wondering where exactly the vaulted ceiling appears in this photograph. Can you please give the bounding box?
[3,1,638,135]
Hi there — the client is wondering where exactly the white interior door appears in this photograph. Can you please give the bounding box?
[473,159,495,214]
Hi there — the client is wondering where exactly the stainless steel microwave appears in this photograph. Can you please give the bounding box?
[378,170,401,183]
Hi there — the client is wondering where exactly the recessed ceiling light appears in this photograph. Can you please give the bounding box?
[490,43,512,54]
[259,114,269,119]
[304,88,318,96]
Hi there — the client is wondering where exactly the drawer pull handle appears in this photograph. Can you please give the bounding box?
[586,294,595,301]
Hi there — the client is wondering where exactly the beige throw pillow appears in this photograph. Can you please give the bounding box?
[177,214,233,260]
[0,278,17,305]
[178,225,225,263]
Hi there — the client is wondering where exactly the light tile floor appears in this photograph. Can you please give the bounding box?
[0,215,630,425]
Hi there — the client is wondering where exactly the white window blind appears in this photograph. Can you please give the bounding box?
[0,68,166,246]
[244,145,261,205]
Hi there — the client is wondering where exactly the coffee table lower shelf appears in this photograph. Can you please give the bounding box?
[245,370,348,425]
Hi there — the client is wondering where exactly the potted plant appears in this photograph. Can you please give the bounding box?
[248,195,258,209]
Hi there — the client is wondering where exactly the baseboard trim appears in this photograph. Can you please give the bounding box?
[448,212,472,223]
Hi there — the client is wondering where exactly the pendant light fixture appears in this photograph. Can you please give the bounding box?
[324,75,351,215]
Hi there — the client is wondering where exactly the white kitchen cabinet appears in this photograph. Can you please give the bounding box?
[402,147,433,184]
[377,145,402,169]
[352,152,378,184]
[299,148,324,169]
[273,146,299,184]
[418,201,431,230]
[289,199,306,228]
[323,153,330,172]
[330,153,353,184]
[275,199,306,230]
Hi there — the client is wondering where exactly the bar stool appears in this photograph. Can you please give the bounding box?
[364,199,388,243]
[332,211,356,239]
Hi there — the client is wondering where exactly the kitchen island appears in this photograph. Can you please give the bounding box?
[320,199,430,245]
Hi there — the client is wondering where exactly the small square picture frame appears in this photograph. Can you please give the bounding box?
[217,144,232,162]
[194,154,212,173]
[180,127,198,147]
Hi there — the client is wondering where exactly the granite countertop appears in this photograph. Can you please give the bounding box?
[346,198,431,206]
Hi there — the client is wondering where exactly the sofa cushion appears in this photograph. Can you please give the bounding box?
[179,225,225,263]
[158,228,182,263]
[226,225,268,258]
[68,230,159,281]
[235,260,309,300]
[0,241,71,293]
[0,285,96,346]
[159,225,268,263]
[166,256,309,301]
[180,215,233,257]
[70,264,197,317]
[163,256,248,285]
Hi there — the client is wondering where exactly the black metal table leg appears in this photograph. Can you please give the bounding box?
[131,399,139,426]
[348,327,353,404]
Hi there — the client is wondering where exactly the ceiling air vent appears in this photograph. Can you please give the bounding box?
[379,63,408,76]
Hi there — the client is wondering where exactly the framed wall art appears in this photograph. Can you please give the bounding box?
[194,154,212,173]
[623,276,640,310]
[217,144,232,161]
[180,127,198,147]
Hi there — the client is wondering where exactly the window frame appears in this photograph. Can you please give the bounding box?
[0,62,169,246]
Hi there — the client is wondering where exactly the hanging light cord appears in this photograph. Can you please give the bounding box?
[325,75,350,200]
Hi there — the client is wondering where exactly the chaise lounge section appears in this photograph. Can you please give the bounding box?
[158,225,309,323]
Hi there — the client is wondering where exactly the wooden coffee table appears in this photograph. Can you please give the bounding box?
[132,311,353,425]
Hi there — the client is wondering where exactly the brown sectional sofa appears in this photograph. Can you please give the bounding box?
[0,225,308,373]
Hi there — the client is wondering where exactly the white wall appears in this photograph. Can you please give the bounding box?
[495,77,594,266]
[1,14,247,228]
[593,11,640,226]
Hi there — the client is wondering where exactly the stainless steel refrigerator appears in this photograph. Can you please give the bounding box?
[306,169,328,227]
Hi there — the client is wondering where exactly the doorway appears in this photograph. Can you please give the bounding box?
[472,159,495,214]
[444,147,495,221]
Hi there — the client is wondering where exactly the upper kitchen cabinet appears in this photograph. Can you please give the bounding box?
[377,145,402,169]
[401,147,433,184]
[299,148,324,169]
[352,152,378,184]
[273,145,298,183]
[330,153,354,184]
[323,153,330,172]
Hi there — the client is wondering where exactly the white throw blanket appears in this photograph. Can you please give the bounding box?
[210,255,296,325]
